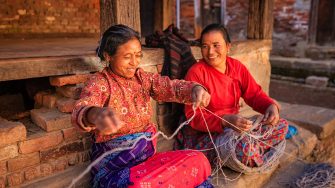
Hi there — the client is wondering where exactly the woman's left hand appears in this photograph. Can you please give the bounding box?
[262,104,279,125]
[192,85,211,108]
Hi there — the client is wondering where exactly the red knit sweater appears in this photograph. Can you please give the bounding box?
[184,57,274,133]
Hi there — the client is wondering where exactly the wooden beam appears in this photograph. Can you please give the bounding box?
[100,0,141,35]
[0,56,102,81]
[247,0,274,39]
[308,0,319,45]
[154,0,174,31]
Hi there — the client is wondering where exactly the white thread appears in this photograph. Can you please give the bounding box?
[68,106,301,187]
[67,105,197,188]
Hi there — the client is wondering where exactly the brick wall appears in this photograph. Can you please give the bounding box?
[0,0,100,38]
[178,0,250,40]
[178,0,311,57]
[180,0,195,38]
[225,0,249,41]
[272,0,310,57]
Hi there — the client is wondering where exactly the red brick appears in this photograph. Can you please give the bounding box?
[18,131,63,154]
[34,90,50,107]
[52,158,68,172]
[7,152,40,172]
[40,141,84,162]
[7,172,24,187]
[62,127,81,142]
[0,162,6,175]
[56,85,83,99]
[40,163,53,177]
[42,93,62,109]
[30,108,72,132]
[0,176,5,188]
[50,74,91,86]
[0,145,18,161]
[56,98,76,113]
[24,166,40,181]
[0,118,26,148]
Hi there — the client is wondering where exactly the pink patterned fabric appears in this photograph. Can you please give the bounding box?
[130,150,212,188]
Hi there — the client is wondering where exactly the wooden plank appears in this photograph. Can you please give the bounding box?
[154,0,174,31]
[247,0,274,39]
[0,56,102,81]
[100,0,141,34]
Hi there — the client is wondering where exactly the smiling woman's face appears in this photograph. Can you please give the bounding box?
[201,31,230,72]
[106,38,143,78]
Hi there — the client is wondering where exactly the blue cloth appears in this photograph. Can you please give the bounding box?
[196,178,215,188]
[91,132,154,188]
[285,125,298,139]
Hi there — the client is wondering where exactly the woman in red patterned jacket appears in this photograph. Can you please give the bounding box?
[72,24,214,188]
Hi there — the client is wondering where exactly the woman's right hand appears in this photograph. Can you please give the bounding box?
[222,114,252,133]
[87,107,124,135]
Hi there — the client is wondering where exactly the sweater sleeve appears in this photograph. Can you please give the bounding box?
[71,74,110,132]
[239,63,274,114]
[149,72,196,104]
[184,67,223,133]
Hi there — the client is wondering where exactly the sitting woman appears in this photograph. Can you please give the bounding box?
[175,23,288,170]
[72,24,213,187]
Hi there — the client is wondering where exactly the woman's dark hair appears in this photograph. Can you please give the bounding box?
[200,23,231,44]
[96,24,140,61]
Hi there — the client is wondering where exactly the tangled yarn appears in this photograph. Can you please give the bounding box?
[294,163,335,188]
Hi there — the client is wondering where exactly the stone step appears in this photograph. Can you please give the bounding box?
[21,163,90,188]
[211,122,317,188]
[263,160,308,188]
[270,55,335,79]
[270,79,335,109]
[280,102,335,139]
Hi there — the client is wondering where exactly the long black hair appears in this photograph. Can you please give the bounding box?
[200,23,231,44]
[96,24,141,61]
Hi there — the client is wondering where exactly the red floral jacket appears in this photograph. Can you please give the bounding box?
[72,67,196,143]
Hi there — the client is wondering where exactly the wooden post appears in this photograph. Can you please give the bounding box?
[308,0,319,45]
[247,0,274,39]
[100,0,141,35]
[194,0,202,38]
[154,0,174,31]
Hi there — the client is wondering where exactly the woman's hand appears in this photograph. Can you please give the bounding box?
[192,85,211,108]
[87,107,124,135]
[262,104,279,125]
[222,114,253,133]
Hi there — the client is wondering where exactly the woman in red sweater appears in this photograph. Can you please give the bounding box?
[175,23,288,168]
